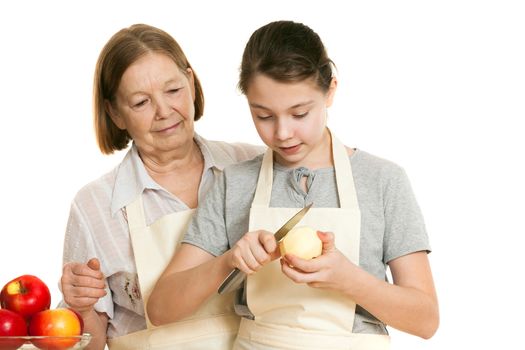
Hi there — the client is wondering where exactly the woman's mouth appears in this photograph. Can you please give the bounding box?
[156,121,181,133]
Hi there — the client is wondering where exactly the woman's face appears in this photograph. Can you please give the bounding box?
[108,53,196,156]
[246,74,336,168]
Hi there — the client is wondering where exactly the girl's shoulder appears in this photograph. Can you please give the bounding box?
[222,153,265,177]
[350,149,408,183]
[202,139,265,165]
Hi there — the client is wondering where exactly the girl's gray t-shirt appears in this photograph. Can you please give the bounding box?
[182,149,430,334]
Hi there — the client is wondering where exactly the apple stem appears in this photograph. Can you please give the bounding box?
[7,280,26,294]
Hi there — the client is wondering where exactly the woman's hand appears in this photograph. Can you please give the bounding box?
[229,230,280,274]
[60,258,107,318]
[280,231,357,292]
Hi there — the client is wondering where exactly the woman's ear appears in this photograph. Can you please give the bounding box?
[186,67,196,101]
[105,100,126,130]
[325,77,338,107]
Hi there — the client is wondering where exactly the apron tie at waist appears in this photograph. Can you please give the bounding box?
[236,319,390,350]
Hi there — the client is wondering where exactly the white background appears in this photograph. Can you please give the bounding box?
[1,0,524,348]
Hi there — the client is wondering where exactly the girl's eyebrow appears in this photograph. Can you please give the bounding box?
[249,103,271,110]
[250,100,314,111]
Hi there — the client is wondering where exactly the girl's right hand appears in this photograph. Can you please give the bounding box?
[229,230,280,274]
[60,258,107,317]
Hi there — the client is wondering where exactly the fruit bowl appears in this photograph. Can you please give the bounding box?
[0,334,91,350]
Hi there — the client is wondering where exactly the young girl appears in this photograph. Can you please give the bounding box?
[148,20,439,349]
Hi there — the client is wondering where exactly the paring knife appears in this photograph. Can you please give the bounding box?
[217,203,313,294]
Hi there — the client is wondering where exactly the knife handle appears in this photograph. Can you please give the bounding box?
[218,268,246,294]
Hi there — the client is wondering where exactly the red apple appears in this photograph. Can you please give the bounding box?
[28,308,82,350]
[0,275,51,320]
[0,309,27,350]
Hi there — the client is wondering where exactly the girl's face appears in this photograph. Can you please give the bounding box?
[246,74,337,168]
[107,53,196,157]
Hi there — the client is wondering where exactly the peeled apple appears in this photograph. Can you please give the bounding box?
[279,226,322,260]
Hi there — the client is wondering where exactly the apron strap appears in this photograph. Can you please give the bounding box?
[126,194,146,231]
[252,129,358,209]
[252,150,274,207]
[331,134,359,209]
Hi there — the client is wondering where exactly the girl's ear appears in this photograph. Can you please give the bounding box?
[105,100,126,130]
[325,77,338,108]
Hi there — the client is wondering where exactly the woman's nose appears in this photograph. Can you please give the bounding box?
[154,97,172,119]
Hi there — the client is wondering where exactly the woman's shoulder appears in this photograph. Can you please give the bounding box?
[72,166,119,205]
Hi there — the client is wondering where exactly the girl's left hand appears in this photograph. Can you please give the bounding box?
[280,231,357,292]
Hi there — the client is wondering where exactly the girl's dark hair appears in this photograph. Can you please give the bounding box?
[238,21,334,94]
[94,24,204,154]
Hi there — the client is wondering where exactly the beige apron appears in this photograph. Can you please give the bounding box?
[108,192,239,350]
[234,132,390,350]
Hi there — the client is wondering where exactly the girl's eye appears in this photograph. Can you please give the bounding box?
[294,112,308,118]
[257,115,273,120]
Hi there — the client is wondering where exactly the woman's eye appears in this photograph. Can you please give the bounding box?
[294,112,308,118]
[257,115,273,120]
[133,100,148,108]
[168,88,181,94]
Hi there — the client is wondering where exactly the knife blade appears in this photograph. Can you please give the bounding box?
[273,203,313,242]
[218,203,313,294]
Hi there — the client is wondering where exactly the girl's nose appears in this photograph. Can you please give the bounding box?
[275,118,293,140]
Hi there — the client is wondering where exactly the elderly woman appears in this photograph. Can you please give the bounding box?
[59,24,262,350]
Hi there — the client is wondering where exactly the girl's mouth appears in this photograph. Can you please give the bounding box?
[279,144,301,155]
